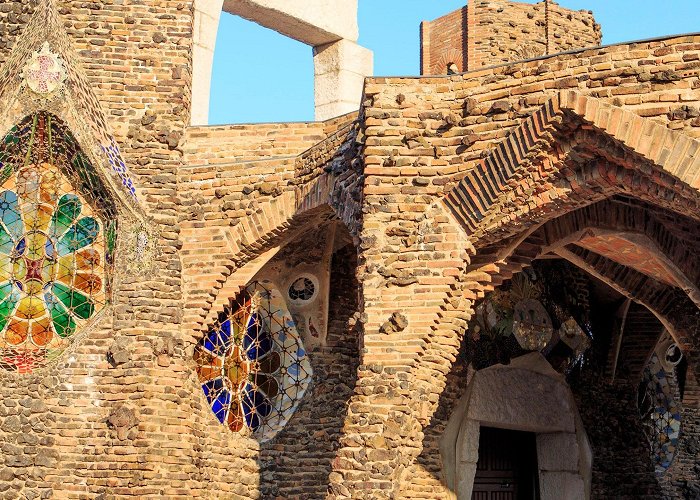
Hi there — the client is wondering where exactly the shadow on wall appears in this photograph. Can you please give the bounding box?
[209,12,314,125]
[257,239,360,498]
[411,261,668,499]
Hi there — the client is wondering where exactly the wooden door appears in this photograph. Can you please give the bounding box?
[471,427,539,500]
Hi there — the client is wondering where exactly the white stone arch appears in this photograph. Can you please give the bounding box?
[440,353,592,500]
[191,0,372,125]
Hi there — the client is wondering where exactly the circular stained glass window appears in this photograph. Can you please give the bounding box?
[0,163,105,373]
[288,274,318,304]
[195,281,312,442]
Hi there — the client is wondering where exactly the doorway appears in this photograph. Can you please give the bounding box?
[472,427,540,500]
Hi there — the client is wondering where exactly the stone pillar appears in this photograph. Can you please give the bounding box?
[191,0,224,125]
[313,39,373,121]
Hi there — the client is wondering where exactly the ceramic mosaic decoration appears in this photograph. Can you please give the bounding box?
[22,42,67,96]
[558,317,591,356]
[638,354,682,473]
[195,281,313,442]
[512,298,553,351]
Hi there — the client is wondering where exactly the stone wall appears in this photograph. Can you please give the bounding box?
[330,34,700,498]
[0,1,699,499]
[259,240,360,498]
[420,0,601,75]
[0,0,204,497]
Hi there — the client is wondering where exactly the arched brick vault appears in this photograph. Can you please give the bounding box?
[445,91,700,243]
[181,119,362,338]
[473,198,700,307]
[439,90,700,429]
[327,91,700,498]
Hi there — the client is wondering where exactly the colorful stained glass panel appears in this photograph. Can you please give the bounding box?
[638,354,683,474]
[195,281,313,442]
[0,114,108,374]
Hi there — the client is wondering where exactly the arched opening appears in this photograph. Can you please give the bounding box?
[207,12,313,124]
[191,218,362,498]
[441,351,592,500]
[443,192,700,498]
[191,0,371,125]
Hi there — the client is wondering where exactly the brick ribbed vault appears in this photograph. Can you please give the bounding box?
[444,90,700,245]
[441,90,700,405]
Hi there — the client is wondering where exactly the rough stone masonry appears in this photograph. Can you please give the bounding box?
[0,0,697,499]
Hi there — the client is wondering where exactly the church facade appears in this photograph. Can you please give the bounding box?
[0,0,698,498]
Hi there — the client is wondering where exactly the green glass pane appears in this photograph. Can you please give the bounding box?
[57,217,100,256]
[44,291,76,338]
[50,194,82,240]
[52,282,95,320]
[3,126,19,145]
[0,191,23,240]
[0,283,18,333]
[0,224,13,255]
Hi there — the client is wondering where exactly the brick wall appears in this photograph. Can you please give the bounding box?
[0,1,699,499]
[420,7,467,75]
[421,0,601,75]
[330,35,700,497]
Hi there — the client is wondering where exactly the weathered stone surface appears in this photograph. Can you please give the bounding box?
[0,2,698,499]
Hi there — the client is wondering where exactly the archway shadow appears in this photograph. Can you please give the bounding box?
[257,241,360,498]
[413,262,667,498]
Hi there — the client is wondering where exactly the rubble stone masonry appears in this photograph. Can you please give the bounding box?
[0,1,697,499]
[421,0,601,74]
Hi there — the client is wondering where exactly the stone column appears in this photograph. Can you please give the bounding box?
[191,0,224,125]
[313,39,373,121]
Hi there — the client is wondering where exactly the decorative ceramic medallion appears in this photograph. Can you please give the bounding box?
[558,317,591,355]
[512,298,553,351]
[195,281,312,442]
[655,331,683,373]
[22,42,67,96]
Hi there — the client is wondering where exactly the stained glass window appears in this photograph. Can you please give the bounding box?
[194,281,313,442]
[0,113,112,373]
[638,354,682,473]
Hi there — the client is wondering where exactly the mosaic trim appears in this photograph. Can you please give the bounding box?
[195,281,312,442]
[0,3,138,202]
[100,137,135,197]
[0,113,109,373]
[638,354,682,473]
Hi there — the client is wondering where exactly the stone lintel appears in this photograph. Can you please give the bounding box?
[313,40,373,121]
[223,0,358,46]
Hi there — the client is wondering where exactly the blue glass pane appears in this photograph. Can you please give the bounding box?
[0,191,23,240]
[202,378,224,404]
[242,384,272,431]
[202,319,232,356]
[211,389,231,424]
[243,312,272,360]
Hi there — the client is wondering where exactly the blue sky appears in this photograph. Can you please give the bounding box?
[208,0,700,125]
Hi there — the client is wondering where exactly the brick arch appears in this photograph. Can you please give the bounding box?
[471,199,700,307]
[181,193,343,338]
[444,91,700,245]
[433,48,464,75]
[462,200,700,392]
